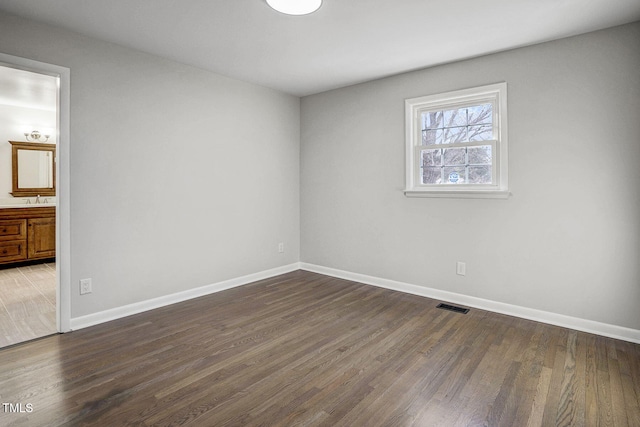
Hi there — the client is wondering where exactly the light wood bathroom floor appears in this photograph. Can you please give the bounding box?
[0,262,56,348]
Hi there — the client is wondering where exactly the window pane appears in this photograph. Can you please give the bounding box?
[422,167,441,184]
[467,124,493,141]
[467,103,492,125]
[421,149,442,167]
[468,145,492,164]
[443,147,465,165]
[422,129,444,145]
[422,111,443,129]
[468,166,492,184]
[443,166,465,184]
[443,108,468,127]
[442,126,467,144]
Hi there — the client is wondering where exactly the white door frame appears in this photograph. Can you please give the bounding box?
[0,52,71,332]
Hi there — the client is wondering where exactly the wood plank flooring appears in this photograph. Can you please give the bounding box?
[0,270,638,426]
[0,262,56,348]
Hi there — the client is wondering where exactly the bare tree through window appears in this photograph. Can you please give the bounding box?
[420,104,493,184]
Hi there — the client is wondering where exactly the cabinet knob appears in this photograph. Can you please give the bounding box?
[2,250,6,254]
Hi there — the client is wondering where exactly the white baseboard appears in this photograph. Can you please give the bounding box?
[300,263,640,344]
[70,263,302,331]
[70,261,640,344]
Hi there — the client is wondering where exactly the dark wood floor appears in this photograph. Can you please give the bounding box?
[0,270,638,426]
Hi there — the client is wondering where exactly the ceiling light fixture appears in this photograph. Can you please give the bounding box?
[266,0,322,15]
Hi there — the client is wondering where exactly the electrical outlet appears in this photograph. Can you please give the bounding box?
[80,278,92,295]
[456,262,466,276]
[278,242,284,253]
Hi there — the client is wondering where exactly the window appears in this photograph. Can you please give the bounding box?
[405,83,509,198]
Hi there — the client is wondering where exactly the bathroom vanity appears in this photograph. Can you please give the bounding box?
[0,206,55,266]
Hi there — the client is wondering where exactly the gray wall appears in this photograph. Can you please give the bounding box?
[1,11,638,332]
[0,13,301,318]
[301,22,640,330]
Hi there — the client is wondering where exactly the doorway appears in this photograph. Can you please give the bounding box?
[0,54,71,347]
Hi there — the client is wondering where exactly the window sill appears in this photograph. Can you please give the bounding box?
[404,189,511,199]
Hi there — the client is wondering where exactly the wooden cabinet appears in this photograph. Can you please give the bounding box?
[0,207,55,266]
[28,217,56,259]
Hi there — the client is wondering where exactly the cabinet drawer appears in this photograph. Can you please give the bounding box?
[0,219,27,241]
[0,240,27,262]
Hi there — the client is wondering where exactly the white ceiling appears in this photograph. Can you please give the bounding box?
[1,0,639,96]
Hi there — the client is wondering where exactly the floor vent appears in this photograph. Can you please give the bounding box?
[436,303,469,314]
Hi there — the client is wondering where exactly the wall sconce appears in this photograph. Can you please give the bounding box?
[24,130,50,142]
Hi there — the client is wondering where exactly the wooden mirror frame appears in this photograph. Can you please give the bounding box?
[9,141,56,197]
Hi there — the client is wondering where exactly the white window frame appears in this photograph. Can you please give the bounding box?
[404,82,509,199]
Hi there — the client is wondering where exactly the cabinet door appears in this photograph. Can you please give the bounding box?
[27,217,56,259]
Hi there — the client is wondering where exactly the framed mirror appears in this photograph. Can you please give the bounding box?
[9,141,56,197]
